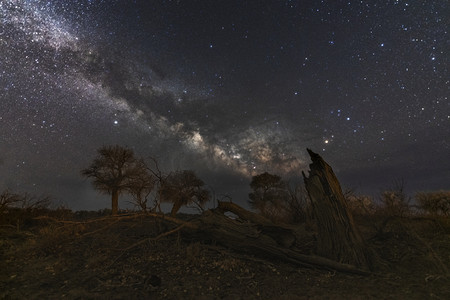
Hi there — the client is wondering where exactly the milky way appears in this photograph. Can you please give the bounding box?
[0,0,448,210]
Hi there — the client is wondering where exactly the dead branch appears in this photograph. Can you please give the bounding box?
[34,213,142,224]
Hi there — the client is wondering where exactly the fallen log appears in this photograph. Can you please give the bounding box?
[217,201,273,226]
[73,200,370,274]
[70,205,370,274]
[190,209,370,275]
[217,201,302,248]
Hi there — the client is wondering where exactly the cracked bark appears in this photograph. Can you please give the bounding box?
[302,149,372,270]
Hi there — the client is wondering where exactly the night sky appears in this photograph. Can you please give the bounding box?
[1,0,448,210]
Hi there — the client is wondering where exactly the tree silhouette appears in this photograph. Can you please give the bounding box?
[128,170,155,212]
[0,190,21,214]
[159,170,210,216]
[81,145,150,215]
[248,172,290,222]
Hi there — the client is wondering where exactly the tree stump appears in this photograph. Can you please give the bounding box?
[302,149,371,270]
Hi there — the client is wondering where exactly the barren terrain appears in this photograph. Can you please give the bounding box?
[1,210,449,299]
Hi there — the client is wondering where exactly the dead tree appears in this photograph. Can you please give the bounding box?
[96,200,370,275]
[187,202,370,275]
[302,149,371,270]
[102,148,374,274]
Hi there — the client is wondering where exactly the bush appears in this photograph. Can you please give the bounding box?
[345,194,376,215]
[380,190,411,217]
[0,190,21,215]
[378,180,412,217]
[415,191,450,217]
[0,190,53,228]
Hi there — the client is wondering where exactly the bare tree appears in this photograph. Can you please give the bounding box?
[159,170,210,216]
[18,192,52,210]
[81,145,150,215]
[146,157,166,213]
[128,171,155,212]
[0,190,21,214]
[0,190,52,213]
[248,172,290,222]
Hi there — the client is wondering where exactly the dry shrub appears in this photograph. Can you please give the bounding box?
[248,173,310,224]
[47,206,73,219]
[284,184,310,224]
[345,194,376,215]
[379,191,411,217]
[253,192,310,225]
[0,190,53,228]
[0,190,21,215]
[25,214,90,257]
[213,258,241,272]
[34,223,80,255]
[415,191,450,217]
[379,180,412,217]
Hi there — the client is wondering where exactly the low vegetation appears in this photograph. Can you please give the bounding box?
[1,197,449,299]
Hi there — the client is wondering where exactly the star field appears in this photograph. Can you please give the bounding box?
[0,0,448,210]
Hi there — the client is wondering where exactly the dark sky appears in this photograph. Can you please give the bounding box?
[0,0,448,210]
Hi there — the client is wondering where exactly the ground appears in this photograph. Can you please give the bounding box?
[1,210,449,299]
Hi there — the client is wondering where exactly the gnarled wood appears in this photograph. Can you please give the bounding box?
[217,201,305,248]
[191,209,370,275]
[217,201,273,226]
[302,149,372,270]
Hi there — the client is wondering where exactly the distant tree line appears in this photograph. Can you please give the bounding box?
[80,145,450,219]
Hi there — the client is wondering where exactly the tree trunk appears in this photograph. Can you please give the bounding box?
[188,209,370,275]
[111,190,119,215]
[302,149,371,270]
[145,203,370,275]
[217,201,299,248]
[217,201,273,226]
[170,200,183,217]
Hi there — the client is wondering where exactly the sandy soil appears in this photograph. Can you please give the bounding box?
[1,212,449,299]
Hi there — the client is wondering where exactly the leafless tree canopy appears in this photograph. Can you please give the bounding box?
[0,190,52,214]
[0,190,22,214]
[248,172,291,222]
[127,171,156,212]
[81,145,152,215]
[159,170,210,216]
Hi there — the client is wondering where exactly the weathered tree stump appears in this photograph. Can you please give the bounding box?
[302,149,372,270]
